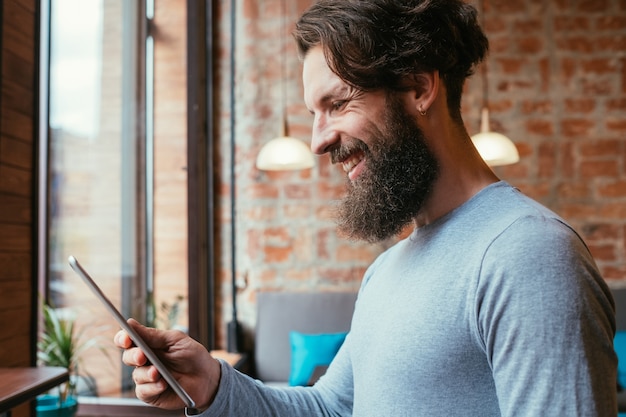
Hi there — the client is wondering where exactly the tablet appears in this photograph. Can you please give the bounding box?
[68,255,199,414]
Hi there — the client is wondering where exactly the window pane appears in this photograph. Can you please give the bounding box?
[48,0,142,397]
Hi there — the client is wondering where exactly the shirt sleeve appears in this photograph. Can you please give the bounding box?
[200,338,354,417]
[475,215,617,416]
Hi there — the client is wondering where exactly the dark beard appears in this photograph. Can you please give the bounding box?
[334,98,439,243]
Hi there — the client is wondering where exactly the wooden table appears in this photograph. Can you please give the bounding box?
[211,350,246,369]
[0,367,69,414]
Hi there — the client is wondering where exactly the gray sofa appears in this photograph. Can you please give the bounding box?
[254,291,358,385]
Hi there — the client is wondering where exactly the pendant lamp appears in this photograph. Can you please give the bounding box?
[255,0,314,171]
[256,121,314,171]
[470,0,519,167]
[471,108,520,166]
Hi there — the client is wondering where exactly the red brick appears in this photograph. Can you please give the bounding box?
[526,119,554,136]
[264,246,292,263]
[490,0,525,13]
[497,58,525,74]
[521,100,552,114]
[564,98,596,113]
[557,182,590,199]
[600,202,626,219]
[598,180,626,198]
[496,80,535,93]
[488,99,514,112]
[285,184,312,199]
[603,266,626,280]
[247,183,280,199]
[264,227,290,244]
[580,160,619,178]
[559,202,599,220]
[284,204,310,218]
[316,205,335,222]
[337,244,379,263]
[588,243,616,262]
[488,36,512,54]
[316,229,332,260]
[539,58,550,92]
[560,57,577,86]
[318,182,345,200]
[292,228,314,262]
[288,123,313,141]
[517,37,544,54]
[622,58,626,94]
[580,223,621,241]
[578,0,608,12]
[554,16,591,31]
[317,154,334,179]
[606,119,626,134]
[554,0,569,11]
[515,142,533,159]
[582,58,617,75]
[596,35,626,52]
[517,182,551,200]
[246,205,278,221]
[579,140,621,157]
[561,119,595,137]
[556,36,595,53]
[247,229,262,260]
[582,79,614,96]
[538,142,556,178]
[484,18,507,34]
[607,98,626,112]
[595,16,626,30]
[513,19,543,33]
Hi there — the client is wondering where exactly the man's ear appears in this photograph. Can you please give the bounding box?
[408,71,439,115]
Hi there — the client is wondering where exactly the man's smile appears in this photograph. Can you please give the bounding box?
[341,151,365,181]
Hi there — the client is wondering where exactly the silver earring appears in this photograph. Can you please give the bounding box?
[419,106,427,116]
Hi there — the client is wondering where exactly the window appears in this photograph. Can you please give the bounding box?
[38,0,213,402]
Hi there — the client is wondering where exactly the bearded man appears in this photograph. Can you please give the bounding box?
[115,1,617,415]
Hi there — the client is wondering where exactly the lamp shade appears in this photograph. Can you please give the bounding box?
[470,108,519,167]
[256,136,315,171]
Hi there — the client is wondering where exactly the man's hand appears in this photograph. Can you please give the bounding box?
[114,319,221,412]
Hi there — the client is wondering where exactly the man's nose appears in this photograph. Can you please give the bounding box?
[310,113,338,155]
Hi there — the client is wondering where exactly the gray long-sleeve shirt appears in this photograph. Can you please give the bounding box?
[203,182,617,416]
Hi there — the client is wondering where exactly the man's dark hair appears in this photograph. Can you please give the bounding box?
[294,0,488,123]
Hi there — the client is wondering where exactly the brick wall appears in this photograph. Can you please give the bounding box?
[473,0,626,281]
[212,0,626,348]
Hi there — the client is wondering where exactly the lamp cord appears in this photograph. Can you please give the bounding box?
[280,0,288,137]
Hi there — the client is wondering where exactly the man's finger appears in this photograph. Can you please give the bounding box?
[121,347,147,367]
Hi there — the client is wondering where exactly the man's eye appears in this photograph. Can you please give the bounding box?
[332,100,346,111]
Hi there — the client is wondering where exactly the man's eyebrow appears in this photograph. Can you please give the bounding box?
[308,85,352,113]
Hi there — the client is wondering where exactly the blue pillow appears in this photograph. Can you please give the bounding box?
[615,331,626,388]
[289,331,347,386]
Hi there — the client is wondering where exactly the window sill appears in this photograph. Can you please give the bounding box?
[76,396,182,417]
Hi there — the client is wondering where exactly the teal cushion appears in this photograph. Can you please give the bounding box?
[289,331,347,386]
[615,331,626,388]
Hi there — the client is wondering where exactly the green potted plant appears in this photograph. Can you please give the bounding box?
[36,303,98,417]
